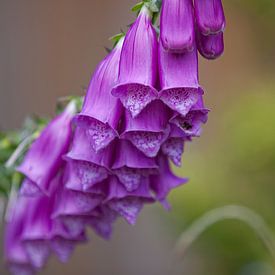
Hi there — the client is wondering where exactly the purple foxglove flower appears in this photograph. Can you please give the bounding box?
[160,0,195,53]
[112,6,158,118]
[194,0,226,35]
[105,176,154,225]
[121,100,171,157]
[20,175,62,269]
[4,198,35,275]
[150,154,188,210]
[197,31,224,60]
[112,140,158,192]
[170,94,209,138]
[87,206,118,240]
[49,210,87,263]
[17,102,76,196]
[159,42,202,117]
[65,128,113,191]
[161,124,186,167]
[75,40,124,152]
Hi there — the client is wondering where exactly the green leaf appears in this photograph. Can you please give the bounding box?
[132,2,144,12]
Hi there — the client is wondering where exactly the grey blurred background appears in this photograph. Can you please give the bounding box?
[1,1,275,274]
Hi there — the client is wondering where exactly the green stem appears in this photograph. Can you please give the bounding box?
[175,205,275,262]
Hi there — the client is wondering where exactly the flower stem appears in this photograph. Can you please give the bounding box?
[175,205,275,261]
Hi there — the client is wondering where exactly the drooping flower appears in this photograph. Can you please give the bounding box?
[112,139,158,192]
[194,0,225,60]
[75,40,124,152]
[105,176,154,225]
[150,154,188,210]
[197,31,224,60]
[65,127,113,192]
[112,6,158,118]
[160,0,195,53]
[194,0,226,35]
[17,102,76,196]
[170,93,209,138]
[121,100,171,157]
[159,42,202,117]
[4,198,35,275]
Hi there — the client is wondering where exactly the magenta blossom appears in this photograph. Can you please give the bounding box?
[75,40,124,152]
[160,0,195,53]
[17,102,76,196]
[112,6,158,118]
[159,42,202,117]
[121,100,171,157]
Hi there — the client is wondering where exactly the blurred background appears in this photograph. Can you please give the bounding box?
[0,0,275,274]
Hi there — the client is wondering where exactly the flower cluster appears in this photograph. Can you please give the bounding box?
[4,1,225,274]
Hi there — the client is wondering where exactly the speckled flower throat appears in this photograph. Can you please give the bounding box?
[3,0,225,274]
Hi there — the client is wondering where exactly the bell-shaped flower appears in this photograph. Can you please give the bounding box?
[4,198,35,275]
[112,140,158,192]
[65,127,113,191]
[75,39,124,152]
[150,154,188,210]
[87,206,118,240]
[194,0,226,35]
[160,0,195,53]
[105,176,154,225]
[17,102,76,196]
[159,43,202,117]
[170,93,209,138]
[121,100,171,157]
[112,6,158,118]
[161,125,186,167]
[197,31,224,60]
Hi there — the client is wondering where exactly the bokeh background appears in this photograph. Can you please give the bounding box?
[0,0,275,274]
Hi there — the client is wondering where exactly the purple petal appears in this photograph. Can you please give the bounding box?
[24,240,50,269]
[112,7,158,117]
[52,188,102,217]
[197,31,224,60]
[17,102,75,195]
[162,138,185,167]
[159,43,202,116]
[105,176,154,201]
[20,178,43,197]
[150,154,188,209]
[75,41,124,151]
[50,237,75,263]
[121,100,171,157]
[87,206,118,239]
[160,0,195,53]
[108,198,144,225]
[112,140,158,170]
[194,0,226,35]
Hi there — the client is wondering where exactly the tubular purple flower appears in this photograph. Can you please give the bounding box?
[111,6,158,118]
[87,206,118,240]
[4,198,35,275]
[17,102,76,196]
[105,176,154,225]
[160,0,195,53]
[75,40,124,152]
[194,0,226,35]
[170,94,209,138]
[65,128,113,191]
[197,31,224,60]
[150,154,188,210]
[161,125,186,167]
[159,42,202,117]
[121,100,171,157]
[112,140,158,192]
